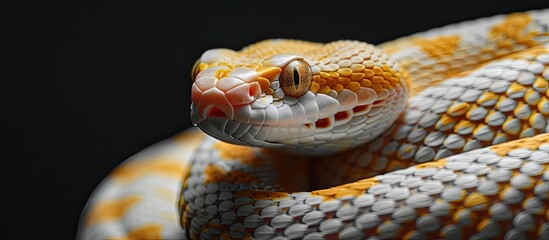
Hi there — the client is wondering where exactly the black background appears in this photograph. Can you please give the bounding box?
[5,1,549,239]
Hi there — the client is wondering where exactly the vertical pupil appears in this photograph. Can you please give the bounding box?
[293,67,300,88]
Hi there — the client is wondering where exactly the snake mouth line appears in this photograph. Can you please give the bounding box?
[199,99,391,128]
[202,108,368,130]
[206,107,228,118]
[195,101,323,127]
[192,83,408,156]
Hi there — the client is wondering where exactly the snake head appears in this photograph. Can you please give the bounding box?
[190,40,409,155]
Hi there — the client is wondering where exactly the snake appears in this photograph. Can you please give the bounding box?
[78,10,549,240]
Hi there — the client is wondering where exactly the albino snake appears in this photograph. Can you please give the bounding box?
[79,10,549,239]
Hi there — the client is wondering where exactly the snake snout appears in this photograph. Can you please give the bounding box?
[191,77,261,124]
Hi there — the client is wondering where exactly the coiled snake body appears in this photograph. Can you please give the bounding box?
[79,10,549,239]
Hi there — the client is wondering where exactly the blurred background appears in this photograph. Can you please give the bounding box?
[5,1,549,239]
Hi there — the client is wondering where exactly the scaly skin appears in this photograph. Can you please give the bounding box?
[79,10,549,239]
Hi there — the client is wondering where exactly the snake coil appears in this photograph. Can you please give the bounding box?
[80,10,549,240]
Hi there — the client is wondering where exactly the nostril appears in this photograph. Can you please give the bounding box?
[225,82,260,105]
[207,107,227,117]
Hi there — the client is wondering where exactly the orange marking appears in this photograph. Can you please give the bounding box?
[490,13,535,46]
[447,102,470,116]
[337,77,348,85]
[490,133,549,156]
[454,119,474,133]
[127,224,163,239]
[333,83,344,92]
[108,237,127,240]
[311,178,379,199]
[476,92,499,106]
[508,82,526,94]
[318,85,331,94]
[312,188,344,196]
[414,160,447,169]
[319,72,330,79]
[257,77,271,92]
[437,115,456,129]
[505,45,549,59]
[476,219,491,232]
[346,82,361,91]
[372,66,383,76]
[111,157,187,183]
[326,78,337,86]
[198,63,208,72]
[534,77,548,91]
[313,75,321,82]
[310,82,320,94]
[363,69,375,78]
[214,142,262,166]
[172,129,205,144]
[351,73,365,81]
[86,195,142,226]
[215,68,229,79]
[412,35,461,59]
[371,76,384,83]
[203,164,259,184]
[452,208,479,225]
[256,67,282,81]
[360,79,372,87]
[464,193,489,208]
[335,189,362,198]
[346,181,378,191]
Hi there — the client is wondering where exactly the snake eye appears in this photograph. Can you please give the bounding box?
[279,60,313,98]
[191,59,201,81]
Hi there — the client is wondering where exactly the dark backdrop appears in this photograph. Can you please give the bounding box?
[5,1,549,239]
